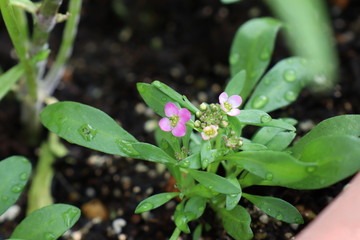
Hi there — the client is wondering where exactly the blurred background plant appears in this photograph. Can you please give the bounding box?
[222,0,339,93]
[0,0,82,142]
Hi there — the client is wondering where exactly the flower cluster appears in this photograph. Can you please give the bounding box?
[158,92,242,141]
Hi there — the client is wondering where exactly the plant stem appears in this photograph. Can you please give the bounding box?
[40,0,82,103]
[0,0,37,100]
[169,227,181,240]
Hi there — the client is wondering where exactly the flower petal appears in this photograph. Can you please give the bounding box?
[219,92,228,105]
[178,108,191,123]
[159,118,172,131]
[201,132,210,140]
[172,123,186,137]
[164,102,179,117]
[227,109,241,116]
[228,95,242,108]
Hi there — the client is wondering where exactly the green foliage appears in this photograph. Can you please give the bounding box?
[0,156,31,216]
[39,16,360,240]
[11,204,80,240]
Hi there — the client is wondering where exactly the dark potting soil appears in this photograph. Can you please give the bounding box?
[1,0,360,239]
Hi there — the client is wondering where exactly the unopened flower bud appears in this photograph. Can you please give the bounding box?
[196,111,202,118]
[194,120,201,128]
[220,120,229,128]
[199,103,208,111]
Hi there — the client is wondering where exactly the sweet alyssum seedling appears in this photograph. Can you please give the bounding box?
[40,18,360,240]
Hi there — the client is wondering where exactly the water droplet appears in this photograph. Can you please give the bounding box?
[198,207,205,212]
[306,166,316,173]
[259,48,270,61]
[284,91,297,102]
[116,139,139,156]
[153,81,162,88]
[11,184,24,193]
[252,96,268,109]
[161,97,167,102]
[260,115,272,123]
[286,59,293,64]
[276,214,283,221]
[137,85,145,93]
[265,172,273,181]
[78,124,97,141]
[62,208,79,227]
[1,196,9,202]
[208,185,214,189]
[263,78,271,85]
[166,194,173,199]
[19,172,28,181]
[138,202,154,212]
[179,160,190,168]
[230,194,238,198]
[283,69,297,82]
[44,232,56,240]
[201,158,209,169]
[300,58,308,65]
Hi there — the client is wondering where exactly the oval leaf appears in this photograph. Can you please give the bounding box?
[216,205,253,240]
[230,17,282,100]
[135,192,179,213]
[11,204,80,240]
[0,156,31,216]
[292,115,360,158]
[225,70,246,96]
[245,57,313,112]
[243,193,303,224]
[188,170,241,194]
[40,101,138,156]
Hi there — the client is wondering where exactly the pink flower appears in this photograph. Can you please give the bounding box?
[159,103,191,137]
[201,125,219,140]
[219,92,242,116]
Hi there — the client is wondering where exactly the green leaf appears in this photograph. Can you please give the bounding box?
[221,0,242,3]
[225,151,311,188]
[216,205,253,240]
[184,196,207,221]
[266,131,296,151]
[131,142,176,164]
[10,0,37,13]
[11,204,80,240]
[0,156,31,216]
[135,192,180,213]
[192,224,202,240]
[242,193,303,224]
[174,201,191,233]
[151,81,199,113]
[0,64,23,101]
[40,101,137,155]
[294,135,360,189]
[188,170,241,194]
[240,139,268,151]
[200,141,212,169]
[230,17,282,100]
[185,184,219,199]
[292,115,360,158]
[224,70,246,96]
[225,177,242,210]
[234,110,296,131]
[181,153,201,169]
[137,82,198,117]
[245,57,312,112]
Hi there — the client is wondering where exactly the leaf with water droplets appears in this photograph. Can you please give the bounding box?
[242,193,303,224]
[225,177,242,210]
[188,170,241,194]
[11,204,80,240]
[245,57,313,112]
[224,70,246,96]
[229,17,282,100]
[41,101,138,157]
[215,205,253,240]
[232,110,296,131]
[135,192,180,213]
[0,156,31,216]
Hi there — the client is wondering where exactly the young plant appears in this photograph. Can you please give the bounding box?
[39,18,360,239]
[0,156,80,240]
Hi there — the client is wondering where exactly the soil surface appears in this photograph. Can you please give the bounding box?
[1,0,360,239]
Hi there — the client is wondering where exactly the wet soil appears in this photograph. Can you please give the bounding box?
[1,0,360,239]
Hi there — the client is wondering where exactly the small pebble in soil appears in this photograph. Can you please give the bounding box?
[135,163,149,173]
[259,214,269,224]
[82,199,109,220]
[284,232,294,239]
[0,205,20,223]
[112,218,127,234]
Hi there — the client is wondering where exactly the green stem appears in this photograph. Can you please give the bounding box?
[169,227,181,240]
[41,0,82,101]
[0,0,37,100]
